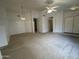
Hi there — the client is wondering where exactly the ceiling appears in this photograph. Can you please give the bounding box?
[1,0,79,12]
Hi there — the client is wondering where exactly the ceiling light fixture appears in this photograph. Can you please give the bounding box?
[21,17,26,21]
[45,0,58,14]
[47,9,56,13]
[70,6,79,10]
[47,6,57,13]
[48,9,53,13]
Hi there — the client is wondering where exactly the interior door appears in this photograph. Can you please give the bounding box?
[73,16,79,33]
[48,20,53,32]
[33,18,38,32]
[64,17,73,33]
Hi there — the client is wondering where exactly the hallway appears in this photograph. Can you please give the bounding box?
[2,33,79,59]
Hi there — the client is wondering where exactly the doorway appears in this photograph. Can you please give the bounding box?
[33,18,38,32]
[48,17,53,32]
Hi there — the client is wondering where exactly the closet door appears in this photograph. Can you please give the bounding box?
[64,17,73,33]
[73,16,79,33]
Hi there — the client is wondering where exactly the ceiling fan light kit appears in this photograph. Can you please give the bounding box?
[46,6,57,13]
[47,9,53,13]
[47,8,57,13]
[45,0,58,13]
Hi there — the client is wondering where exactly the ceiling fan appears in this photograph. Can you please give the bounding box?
[44,0,59,13]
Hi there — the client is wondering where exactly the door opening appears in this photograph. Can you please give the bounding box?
[33,18,38,32]
[48,17,53,32]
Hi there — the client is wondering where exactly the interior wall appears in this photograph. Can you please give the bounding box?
[32,10,40,32]
[64,10,79,33]
[40,10,64,33]
[7,9,65,34]
[40,10,79,33]
[41,16,48,33]
[7,8,79,35]
[8,9,40,35]
[54,11,64,33]
[0,51,2,59]
[37,14,43,33]
[0,6,9,45]
[0,26,8,47]
[8,11,31,35]
[0,3,9,58]
[38,11,49,33]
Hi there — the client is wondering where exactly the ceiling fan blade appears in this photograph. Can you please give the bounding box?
[41,0,58,13]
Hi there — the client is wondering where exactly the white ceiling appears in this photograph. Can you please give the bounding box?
[1,0,79,12]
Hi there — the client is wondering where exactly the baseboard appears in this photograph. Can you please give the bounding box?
[64,32,79,35]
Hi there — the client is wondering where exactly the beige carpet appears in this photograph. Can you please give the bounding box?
[1,33,79,59]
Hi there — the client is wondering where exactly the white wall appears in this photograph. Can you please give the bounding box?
[54,11,64,32]
[7,9,65,34]
[40,10,79,33]
[0,5,9,45]
[7,9,40,35]
[39,10,64,33]
[31,10,40,32]
[64,10,79,33]
[7,8,79,35]
[0,1,9,59]
[37,14,43,33]
[0,51,2,59]
[0,4,9,59]
[38,11,49,33]
[43,17,48,33]
[41,16,48,33]
[73,16,79,33]
[0,26,8,47]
